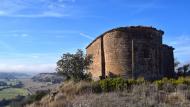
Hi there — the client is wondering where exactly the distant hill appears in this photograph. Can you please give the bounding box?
[0,72,32,79]
[0,73,16,79]
[32,73,65,84]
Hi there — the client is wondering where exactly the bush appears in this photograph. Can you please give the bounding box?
[60,76,190,94]
[91,81,102,93]
[60,78,128,94]
[25,91,47,104]
[154,77,190,90]
[98,77,127,92]
[96,77,147,92]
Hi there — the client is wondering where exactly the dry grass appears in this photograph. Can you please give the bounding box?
[59,81,93,96]
[26,80,190,107]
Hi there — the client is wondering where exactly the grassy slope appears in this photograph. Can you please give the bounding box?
[27,77,190,107]
[0,88,28,100]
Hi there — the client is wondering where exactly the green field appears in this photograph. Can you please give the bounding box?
[0,88,28,100]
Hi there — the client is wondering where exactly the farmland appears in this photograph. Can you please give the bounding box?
[0,79,29,100]
[0,88,28,100]
[0,73,65,106]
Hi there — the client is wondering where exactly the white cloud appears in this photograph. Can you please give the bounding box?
[169,35,190,45]
[0,64,56,73]
[0,10,6,15]
[79,33,94,40]
[0,0,76,18]
[167,35,190,63]
[5,12,70,18]
[169,35,190,54]
[21,34,29,37]
[0,40,15,52]
[0,0,161,18]
[13,33,29,37]
[31,55,40,59]
[0,30,78,34]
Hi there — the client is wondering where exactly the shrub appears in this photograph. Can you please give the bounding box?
[60,76,190,96]
[27,92,47,104]
[154,77,190,90]
[97,77,147,92]
[98,77,126,92]
[154,79,165,89]
[136,77,145,84]
[91,81,102,93]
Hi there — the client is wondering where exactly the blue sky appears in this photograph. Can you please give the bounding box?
[0,0,189,73]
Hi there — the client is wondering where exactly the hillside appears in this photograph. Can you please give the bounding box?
[26,77,190,107]
[0,73,17,79]
[32,73,65,84]
[0,72,32,79]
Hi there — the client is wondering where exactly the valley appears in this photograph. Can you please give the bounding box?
[0,72,64,106]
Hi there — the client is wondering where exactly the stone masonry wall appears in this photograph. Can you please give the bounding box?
[86,26,174,80]
[161,45,175,77]
[103,31,132,78]
[86,38,102,80]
